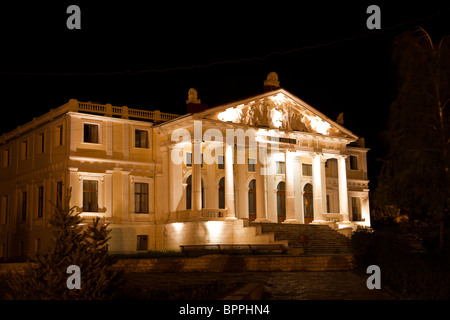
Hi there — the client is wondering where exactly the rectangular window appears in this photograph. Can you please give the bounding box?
[56,181,63,208]
[350,156,358,170]
[38,186,44,218]
[248,158,256,172]
[326,195,330,213]
[1,195,8,225]
[35,238,41,253]
[3,149,9,168]
[137,235,148,251]
[38,133,45,153]
[217,155,224,170]
[135,182,149,213]
[21,140,28,160]
[352,197,361,221]
[21,191,27,221]
[135,129,148,148]
[83,180,98,212]
[57,125,63,146]
[186,152,192,167]
[276,161,285,174]
[302,164,312,176]
[279,137,297,144]
[83,123,99,143]
[19,241,24,256]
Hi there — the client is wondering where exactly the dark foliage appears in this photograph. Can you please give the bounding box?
[6,190,123,300]
[374,27,450,223]
[352,227,450,299]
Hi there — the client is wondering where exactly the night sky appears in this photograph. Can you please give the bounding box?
[1,1,450,189]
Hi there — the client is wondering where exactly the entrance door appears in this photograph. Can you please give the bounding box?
[248,179,256,221]
[303,183,313,224]
[277,181,286,223]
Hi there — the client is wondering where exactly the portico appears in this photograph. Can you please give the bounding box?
[161,78,370,231]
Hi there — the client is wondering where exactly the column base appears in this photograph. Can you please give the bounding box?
[282,219,301,224]
[225,216,237,221]
[254,218,271,223]
[310,220,328,225]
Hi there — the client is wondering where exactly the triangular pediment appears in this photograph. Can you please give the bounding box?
[195,89,357,139]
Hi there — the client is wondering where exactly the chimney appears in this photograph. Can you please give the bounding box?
[186,88,209,114]
[263,72,280,92]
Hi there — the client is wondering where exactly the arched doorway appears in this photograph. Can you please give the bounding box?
[277,181,286,223]
[248,179,256,221]
[186,175,204,209]
[218,177,225,209]
[303,183,313,224]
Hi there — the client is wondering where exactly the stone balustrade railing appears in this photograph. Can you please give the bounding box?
[0,99,180,144]
[168,208,228,222]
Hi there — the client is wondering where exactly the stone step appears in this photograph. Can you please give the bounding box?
[250,222,353,255]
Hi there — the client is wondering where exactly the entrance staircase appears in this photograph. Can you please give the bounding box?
[250,223,354,255]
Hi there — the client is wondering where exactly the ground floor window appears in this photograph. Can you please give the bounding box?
[351,197,362,221]
[303,183,313,224]
[83,180,98,212]
[137,235,148,251]
[219,177,225,209]
[248,179,256,221]
[135,182,149,213]
[186,175,204,209]
[277,181,286,223]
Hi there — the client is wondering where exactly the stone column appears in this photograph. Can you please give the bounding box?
[104,170,113,222]
[224,142,236,219]
[192,140,202,214]
[284,150,297,223]
[237,160,246,219]
[338,155,350,222]
[321,158,327,215]
[121,170,130,223]
[68,167,78,210]
[312,153,323,222]
[255,143,268,222]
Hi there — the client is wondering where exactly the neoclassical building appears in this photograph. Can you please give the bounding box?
[0,73,370,258]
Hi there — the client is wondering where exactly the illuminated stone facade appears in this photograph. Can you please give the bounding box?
[0,75,370,258]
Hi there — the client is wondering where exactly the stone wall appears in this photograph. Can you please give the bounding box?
[110,254,355,272]
[0,254,355,275]
[162,219,277,251]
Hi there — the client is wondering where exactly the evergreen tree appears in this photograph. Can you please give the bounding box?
[6,189,122,299]
[374,27,449,242]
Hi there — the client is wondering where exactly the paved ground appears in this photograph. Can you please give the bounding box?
[123,271,396,300]
[1,270,395,300]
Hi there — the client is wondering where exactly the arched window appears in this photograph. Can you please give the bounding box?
[303,183,313,224]
[277,181,286,223]
[186,175,204,209]
[218,177,225,209]
[186,175,192,210]
[248,179,256,221]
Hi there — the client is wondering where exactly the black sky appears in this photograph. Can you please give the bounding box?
[1,1,450,188]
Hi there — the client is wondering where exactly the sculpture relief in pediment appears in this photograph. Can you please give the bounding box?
[213,95,344,137]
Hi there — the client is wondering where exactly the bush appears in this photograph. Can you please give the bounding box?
[351,227,450,299]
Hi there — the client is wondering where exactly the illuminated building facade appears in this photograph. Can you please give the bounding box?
[0,73,370,258]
